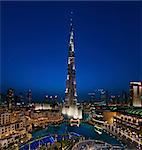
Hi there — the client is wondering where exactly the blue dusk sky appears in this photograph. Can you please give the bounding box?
[1,1,142,100]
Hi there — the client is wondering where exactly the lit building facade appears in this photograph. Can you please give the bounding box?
[130,82,142,107]
[30,110,63,127]
[64,19,77,106]
[113,113,142,149]
[34,103,52,110]
[0,111,28,149]
[113,113,142,133]
[0,111,26,138]
[0,112,11,125]
[62,17,82,120]
[102,109,142,149]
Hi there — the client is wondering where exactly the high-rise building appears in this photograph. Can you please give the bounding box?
[100,90,109,105]
[130,82,142,107]
[19,92,24,105]
[6,88,14,109]
[62,16,82,120]
[121,90,128,105]
[65,18,77,106]
[27,89,32,104]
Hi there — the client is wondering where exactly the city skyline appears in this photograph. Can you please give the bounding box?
[1,1,141,99]
[0,2,142,150]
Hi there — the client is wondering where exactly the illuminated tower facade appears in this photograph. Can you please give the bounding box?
[62,16,82,120]
[130,82,142,107]
[65,19,77,106]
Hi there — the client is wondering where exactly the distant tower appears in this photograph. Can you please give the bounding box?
[100,89,108,105]
[44,95,49,104]
[121,90,128,105]
[65,15,77,106]
[6,88,14,109]
[27,89,32,104]
[19,92,24,105]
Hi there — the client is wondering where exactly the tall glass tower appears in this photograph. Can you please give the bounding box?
[65,18,77,106]
[62,17,82,120]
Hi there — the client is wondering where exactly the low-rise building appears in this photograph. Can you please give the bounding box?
[30,109,63,127]
[0,110,30,149]
[104,109,142,149]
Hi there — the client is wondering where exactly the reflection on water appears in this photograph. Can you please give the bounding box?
[32,122,122,146]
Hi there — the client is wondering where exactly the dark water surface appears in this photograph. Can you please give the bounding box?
[32,122,123,146]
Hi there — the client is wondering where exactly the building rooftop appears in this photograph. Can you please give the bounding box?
[125,109,142,118]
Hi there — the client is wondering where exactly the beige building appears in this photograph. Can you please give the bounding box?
[30,110,63,127]
[0,134,19,149]
[0,110,28,149]
[0,121,25,138]
[0,112,11,125]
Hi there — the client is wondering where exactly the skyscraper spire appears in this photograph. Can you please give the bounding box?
[70,11,73,31]
[65,13,77,106]
[62,13,82,120]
